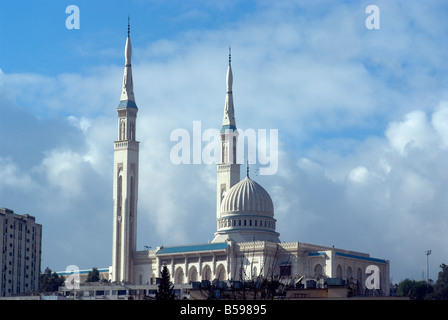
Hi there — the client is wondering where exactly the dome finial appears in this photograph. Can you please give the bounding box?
[228,45,231,66]
[246,160,249,178]
[127,16,130,37]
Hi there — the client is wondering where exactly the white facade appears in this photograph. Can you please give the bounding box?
[128,241,390,296]
[107,31,391,297]
[0,208,42,297]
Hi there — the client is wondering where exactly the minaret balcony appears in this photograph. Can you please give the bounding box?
[114,140,139,150]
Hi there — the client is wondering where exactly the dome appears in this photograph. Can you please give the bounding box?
[213,176,280,243]
[221,176,274,216]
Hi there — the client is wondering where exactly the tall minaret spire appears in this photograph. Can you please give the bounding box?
[119,18,136,105]
[222,46,236,131]
[213,48,241,242]
[112,20,140,283]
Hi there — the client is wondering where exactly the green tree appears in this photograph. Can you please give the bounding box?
[430,263,448,300]
[40,267,65,292]
[397,278,430,300]
[155,265,176,300]
[86,267,100,282]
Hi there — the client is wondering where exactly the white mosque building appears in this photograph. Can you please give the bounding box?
[67,26,391,298]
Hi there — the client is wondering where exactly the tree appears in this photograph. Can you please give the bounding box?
[86,267,100,283]
[430,263,448,300]
[40,267,65,292]
[397,278,430,300]
[155,265,176,300]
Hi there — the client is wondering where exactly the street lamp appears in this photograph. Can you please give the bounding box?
[425,250,431,284]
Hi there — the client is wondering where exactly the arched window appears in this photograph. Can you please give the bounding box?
[357,267,363,294]
[216,264,226,281]
[336,264,343,278]
[314,264,323,278]
[347,266,353,281]
[232,136,237,163]
[222,141,228,163]
[120,119,126,140]
[188,266,198,283]
[130,122,135,140]
[174,267,184,284]
[117,173,123,217]
[202,265,212,281]
[130,176,135,217]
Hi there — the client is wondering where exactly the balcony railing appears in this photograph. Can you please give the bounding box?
[114,140,139,150]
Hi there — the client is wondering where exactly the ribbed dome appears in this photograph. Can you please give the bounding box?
[221,176,274,216]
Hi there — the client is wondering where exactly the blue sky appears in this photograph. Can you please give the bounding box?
[1,0,448,284]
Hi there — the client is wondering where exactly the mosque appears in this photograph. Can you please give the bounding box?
[74,26,391,298]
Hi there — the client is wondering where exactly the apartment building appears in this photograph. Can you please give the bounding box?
[0,208,42,297]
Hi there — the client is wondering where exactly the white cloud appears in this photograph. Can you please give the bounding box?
[68,115,91,134]
[0,157,36,191]
[37,149,86,199]
[385,110,436,156]
[309,105,448,280]
[432,103,448,149]
[348,166,370,184]
[3,67,121,117]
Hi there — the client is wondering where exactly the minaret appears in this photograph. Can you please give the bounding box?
[112,20,139,283]
[222,47,236,131]
[215,48,241,235]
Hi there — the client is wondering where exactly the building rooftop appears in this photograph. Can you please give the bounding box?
[156,242,228,255]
